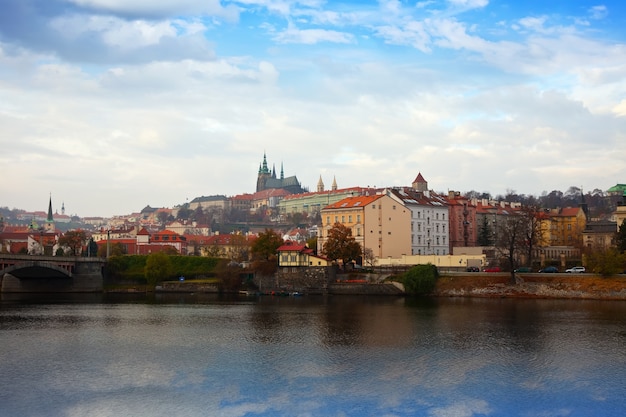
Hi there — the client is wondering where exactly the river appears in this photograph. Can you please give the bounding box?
[0,293,625,417]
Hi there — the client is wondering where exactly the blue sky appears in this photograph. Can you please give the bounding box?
[1,0,625,217]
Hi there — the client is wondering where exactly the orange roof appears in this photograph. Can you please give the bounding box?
[323,194,383,210]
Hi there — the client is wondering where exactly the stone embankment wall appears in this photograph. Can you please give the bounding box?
[434,273,626,300]
[258,267,335,294]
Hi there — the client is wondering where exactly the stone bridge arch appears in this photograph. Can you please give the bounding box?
[1,261,73,279]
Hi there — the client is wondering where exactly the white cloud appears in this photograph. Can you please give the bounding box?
[273,24,355,44]
[588,5,608,20]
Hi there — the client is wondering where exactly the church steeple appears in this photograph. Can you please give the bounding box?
[45,194,55,232]
[317,175,324,192]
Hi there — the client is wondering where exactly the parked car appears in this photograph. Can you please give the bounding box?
[514,267,532,273]
[539,266,558,273]
[565,266,585,273]
[466,266,480,272]
[484,267,501,272]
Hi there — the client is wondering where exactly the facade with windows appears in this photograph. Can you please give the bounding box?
[319,193,411,261]
[386,188,449,256]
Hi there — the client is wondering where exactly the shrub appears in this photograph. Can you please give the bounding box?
[402,264,439,296]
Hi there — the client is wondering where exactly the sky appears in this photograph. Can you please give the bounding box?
[1,0,625,218]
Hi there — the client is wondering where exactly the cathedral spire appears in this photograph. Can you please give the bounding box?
[47,194,53,223]
[45,194,55,232]
[262,152,269,173]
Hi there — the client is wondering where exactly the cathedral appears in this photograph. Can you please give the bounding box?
[256,153,305,194]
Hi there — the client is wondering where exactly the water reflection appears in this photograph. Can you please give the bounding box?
[0,295,625,417]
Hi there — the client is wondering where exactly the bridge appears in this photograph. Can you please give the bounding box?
[0,254,106,293]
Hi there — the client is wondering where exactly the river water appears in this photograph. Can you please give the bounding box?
[0,293,625,417]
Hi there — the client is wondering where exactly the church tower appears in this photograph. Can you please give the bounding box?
[317,175,324,192]
[45,194,55,232]
[256,152,272,192]
[412,173,428,192]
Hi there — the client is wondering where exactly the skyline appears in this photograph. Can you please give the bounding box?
[1,0,625,217]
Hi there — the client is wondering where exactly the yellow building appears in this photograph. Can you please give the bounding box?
[277,242,330,267]
[319,193,411,261]
[537,206,587,250]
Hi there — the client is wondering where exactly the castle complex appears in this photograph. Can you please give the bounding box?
[256,152,305,194]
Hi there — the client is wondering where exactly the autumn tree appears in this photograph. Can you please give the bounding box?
[322,223,361,268]
[58,230,87,256]
[250,229,284,275]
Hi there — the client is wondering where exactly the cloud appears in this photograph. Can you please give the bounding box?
[588,5,608,20]
[272,23,355,44]
[66,0,239,20]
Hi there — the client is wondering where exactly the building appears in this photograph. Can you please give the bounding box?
[319,193,411,262]
[540,207,587,247]
[277,242,330,267]
[445,191,477,251]
[188,195,230,212]
[386,186,450,256]
[278,184,378,217]
[256,152,305,194]
[582,220,617,250]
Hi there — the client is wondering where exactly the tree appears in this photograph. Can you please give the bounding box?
[362,247,377,269]
[586,248,626,277]
[145,252,173,288]
[477,215,492,246]
[402,264,438,296]
[322,223,361,267]
[617,220,626,253]
[520,205,543,268]
[495,213,528,283]
[250,229,284,275]
[58,230,87,256]
[97,242,127,257]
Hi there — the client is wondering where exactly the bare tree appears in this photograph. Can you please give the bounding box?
[520,205,543,268]
[495,213,528,283]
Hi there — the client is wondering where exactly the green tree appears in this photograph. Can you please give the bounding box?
[477,215,492,246]
[306,237,318,254]
[586,248,626,277]
[402,264,438,296]
[145,252,173,288]
[58,230,87,256]
[250,229,284,275]
[322,223,361,267]
[617,219,626,253]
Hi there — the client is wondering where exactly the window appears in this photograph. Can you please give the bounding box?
[326,216,330,225]
[334,216,338,223]
[348,215,352,222]
[341,215,345,222]
[357,215,361,223]
[372,205,376,209]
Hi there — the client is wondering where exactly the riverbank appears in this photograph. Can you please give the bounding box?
[103,273,626,300]
[434,273,626,300]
